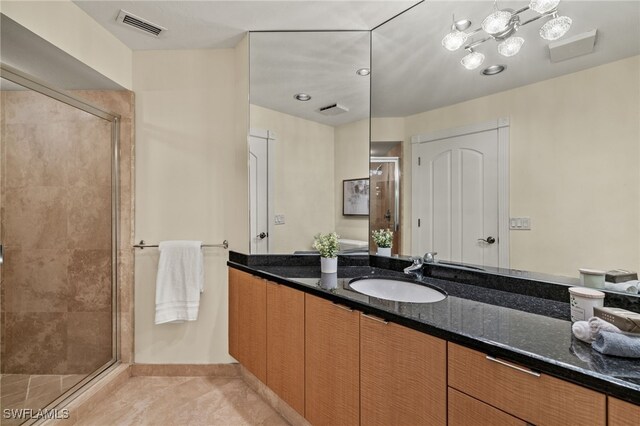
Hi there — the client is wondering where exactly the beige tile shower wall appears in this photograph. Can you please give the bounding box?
[250,104,335,253]
[133,49,238,364]
[0,90,124,375]
[334,118,369,242]
[402,56,640,277]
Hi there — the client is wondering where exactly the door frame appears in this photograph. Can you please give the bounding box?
[249,128,276,253]
[410,118,510,268]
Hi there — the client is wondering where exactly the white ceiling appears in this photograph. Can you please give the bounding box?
[250,31,370,127]
[372,1,640,117]
[73,1,418,50]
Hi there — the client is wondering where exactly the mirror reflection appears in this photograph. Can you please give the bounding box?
[371,1,640,285]
[249,31,370,254]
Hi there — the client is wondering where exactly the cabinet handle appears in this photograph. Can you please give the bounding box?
[486,356,541,377]
[362,313,388,324]
[332,303,353,312]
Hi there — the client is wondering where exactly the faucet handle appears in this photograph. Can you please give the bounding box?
[423,252,438,263]
[410,256,423,265]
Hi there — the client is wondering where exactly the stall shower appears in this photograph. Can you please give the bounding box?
[0,73,119,423]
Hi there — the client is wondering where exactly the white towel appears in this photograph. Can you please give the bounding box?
[155,240,204,325]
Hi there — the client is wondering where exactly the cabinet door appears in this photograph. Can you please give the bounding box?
[448,387,526,426]
[360,313,446,426]
[232,269,267,383]
[609,397,640,426]
[305,294,359,426]
[448,343,606,426]
[266,282,305,415]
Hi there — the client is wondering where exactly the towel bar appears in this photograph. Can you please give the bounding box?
[133,240,229,250]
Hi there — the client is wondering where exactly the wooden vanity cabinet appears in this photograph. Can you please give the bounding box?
[305,294,360,426]
[360,313,446,426]
[448,387,526,426]
[608,397,640,426]
[266,282,305,416]
[448,343,606,426]
[228,268,267,383]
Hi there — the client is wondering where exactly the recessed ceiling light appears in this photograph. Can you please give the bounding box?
[294,93,311,101]
[482,65,506,75]
[356,68,370,76]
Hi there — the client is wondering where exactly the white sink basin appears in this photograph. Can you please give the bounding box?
[349,279,446,303]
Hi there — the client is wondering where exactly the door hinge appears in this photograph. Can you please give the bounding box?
[418,218,421,227]
[418,157,421,166]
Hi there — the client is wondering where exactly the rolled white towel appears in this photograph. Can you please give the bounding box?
[604,281,639,294]
[572,321,592,343]
[589,316,621,338]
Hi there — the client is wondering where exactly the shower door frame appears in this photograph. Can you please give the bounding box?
[0,63,121,411]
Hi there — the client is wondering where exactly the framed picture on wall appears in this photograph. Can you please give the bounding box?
[343,178,369,216]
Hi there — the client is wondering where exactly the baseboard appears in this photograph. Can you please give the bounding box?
[130,363,240,377]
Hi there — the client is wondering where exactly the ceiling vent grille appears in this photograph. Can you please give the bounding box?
[116,10,166,37]
[318,103,349,116]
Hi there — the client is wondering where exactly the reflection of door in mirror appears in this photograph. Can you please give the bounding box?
[370,156,401,254]
[411,121,509,268]
[249,130,273,254]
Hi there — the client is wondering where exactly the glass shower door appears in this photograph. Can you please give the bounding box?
[0,75,116,423]
[370,157,401,255]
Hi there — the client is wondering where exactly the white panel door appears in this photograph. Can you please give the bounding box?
[249,135,269,254]
[413,129,499,267]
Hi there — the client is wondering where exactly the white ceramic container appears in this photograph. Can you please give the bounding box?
[579,268,606,289]
[320,257,337,274]
[569,287,605,322]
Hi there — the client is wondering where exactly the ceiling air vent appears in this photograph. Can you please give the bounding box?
[318,103,349,116]
[116,10,166,37]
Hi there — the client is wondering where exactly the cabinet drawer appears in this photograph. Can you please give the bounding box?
[608,397,640,426]
[448,343,605,426]
[448,387,526,426]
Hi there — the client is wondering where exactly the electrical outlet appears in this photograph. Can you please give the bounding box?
[509,217,531,230]
[274,214,285,225]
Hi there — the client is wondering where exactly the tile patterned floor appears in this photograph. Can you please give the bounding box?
[1,373,85,425]
[75,376,289,426]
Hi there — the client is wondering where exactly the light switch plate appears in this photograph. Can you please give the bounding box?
[510,217,531,230]
[274,214,285,225]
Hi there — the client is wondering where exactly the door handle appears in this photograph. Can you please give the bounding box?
[0,244,3,265]
[256,232,268,240]
[478,236,496,244]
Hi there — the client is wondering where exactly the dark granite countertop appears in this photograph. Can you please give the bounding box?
[227,260,640,406]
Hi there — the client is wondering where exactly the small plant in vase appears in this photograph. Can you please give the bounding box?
[372,228,393,257]
[313,232,340,273]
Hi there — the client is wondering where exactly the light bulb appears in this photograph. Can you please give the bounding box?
[481,10,512,35]
[539,16,572,40]
[461,51,485,70]
[529,0,560,14]
[497,37,524,57]
[442,31,468,51]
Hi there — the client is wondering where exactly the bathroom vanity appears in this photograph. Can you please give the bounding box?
[228,253,640,426]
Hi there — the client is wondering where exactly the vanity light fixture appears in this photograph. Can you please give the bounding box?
[356,68,370,76]
[293,93,311,101]
[442,0,573,70]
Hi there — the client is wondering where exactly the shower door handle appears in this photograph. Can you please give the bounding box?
[0,244,3,265]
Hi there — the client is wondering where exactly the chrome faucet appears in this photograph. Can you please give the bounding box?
[404,257,424,279]
[423,252,438,263]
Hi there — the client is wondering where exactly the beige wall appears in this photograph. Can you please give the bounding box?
[1,0,133,89]
[402,56,640,277]
[335,118,370,241]
[250,104,335,253]
[134,48,241,364]
[371,117,404,142]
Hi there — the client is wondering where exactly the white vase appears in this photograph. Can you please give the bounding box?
[320,257,338,273]
[377,247,392,257]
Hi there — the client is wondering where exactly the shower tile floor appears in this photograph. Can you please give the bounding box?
[0,373,85,425]
[75,376,289,426]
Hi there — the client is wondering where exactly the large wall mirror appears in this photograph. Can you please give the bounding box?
[249,31,370,254]
[370,1,640,285]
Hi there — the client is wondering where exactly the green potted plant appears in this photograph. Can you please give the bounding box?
[372,228,393,257]
[313,232,340,273]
